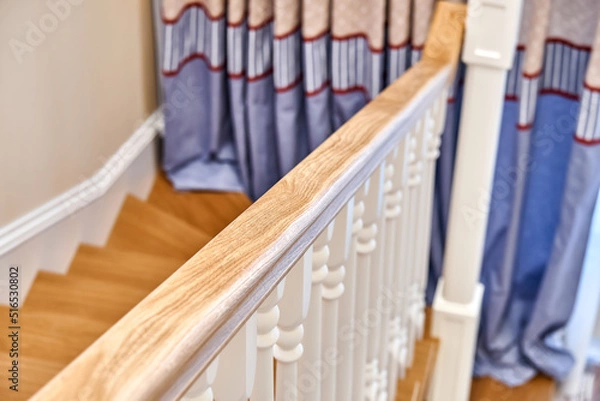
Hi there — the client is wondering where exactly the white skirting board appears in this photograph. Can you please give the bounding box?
[0,110,163,306]
[429,279,485,401]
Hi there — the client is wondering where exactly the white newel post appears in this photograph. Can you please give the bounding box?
[429,1,523,401]
[251,281,285,401]
[275,248,313,401]
[213,316,257,401]
[353,166,385,401]
[336,197,364,401]
[321,202,353,401]
[182,359,219,401]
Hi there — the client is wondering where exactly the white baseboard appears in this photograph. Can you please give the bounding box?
[0,110,163,305]
[556,371,596,401]
[429,279,485,401]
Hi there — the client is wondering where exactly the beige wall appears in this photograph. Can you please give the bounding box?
[0,0,157,226]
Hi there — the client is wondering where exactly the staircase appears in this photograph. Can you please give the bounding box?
[0,4,553,399]
[1,174,446,401]
[0,175,252,400]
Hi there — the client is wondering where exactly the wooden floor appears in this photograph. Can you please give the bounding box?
[395,309,556,401]
[394,308,438,401]
[393,345,555,401]
[395,338,439,401]
[0,174,252,400]
[470,375,556,401]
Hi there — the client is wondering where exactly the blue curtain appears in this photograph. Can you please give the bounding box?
[428,0,600,387]
[158,0,447,199]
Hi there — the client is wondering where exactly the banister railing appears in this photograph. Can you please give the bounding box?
[33,3,465,400]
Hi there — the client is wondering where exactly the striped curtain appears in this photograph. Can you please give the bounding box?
[159,0,449,198]
[467,0,600,387]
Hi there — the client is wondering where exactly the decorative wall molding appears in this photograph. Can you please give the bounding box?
[0,110,163,305]
[0,110,163,257]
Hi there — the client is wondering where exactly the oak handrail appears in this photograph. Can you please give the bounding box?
[33,3,465,400]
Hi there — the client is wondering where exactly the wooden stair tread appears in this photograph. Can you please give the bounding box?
[106,195,213,259]
[147,174,252,236]
[0,270,182,398]
[69,244,186,290]
[13,311,114,364]
[0,353,63,400]
[470,375,556,401]
[0,304,116,400]
[24,272,151,321]
[10,271,156,365]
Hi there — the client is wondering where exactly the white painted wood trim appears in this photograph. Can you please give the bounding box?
[0,110,163,257]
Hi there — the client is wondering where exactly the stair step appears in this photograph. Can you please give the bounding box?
[0,352,64,400]
[147,174,252,236]
[0,271,156,398]
[68,244,186,291]
[10,310,113,365]
[24,271,150,324]
[106,195,213,259]
[0,305,113,400]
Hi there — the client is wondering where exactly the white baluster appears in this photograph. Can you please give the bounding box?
[336,198,364,401]
[251,282,285,401]
[275,248,312,401]
[415,94,448,341]
[321,202,354,401]
[411,107,435,343]
[406,120,425,367]
[182,359,219,401]
[387,138,411,401]
[299,225,333,401]
[213,315,257,401]
[376,154,400,401]
[399,131,418,378]
[366,164,387,401]
[352,167,384,401]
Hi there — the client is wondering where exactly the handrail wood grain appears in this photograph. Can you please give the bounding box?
[33,3,465,400]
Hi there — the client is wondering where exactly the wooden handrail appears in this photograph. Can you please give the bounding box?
[33,3,465,400]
